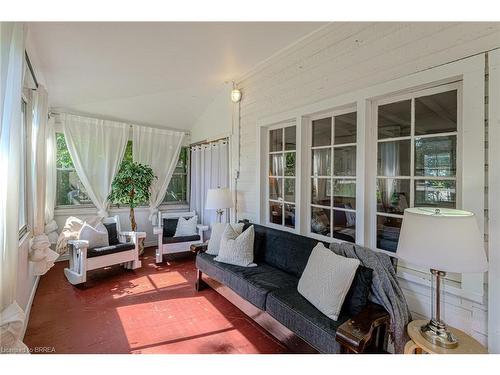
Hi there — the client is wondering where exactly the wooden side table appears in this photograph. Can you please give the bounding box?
[190,242,208,254]
[404,320,487,354]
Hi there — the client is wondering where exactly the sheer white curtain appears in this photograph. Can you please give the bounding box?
[44,116,58,244]
[132,125,184,222]
[62,113,129,217]
[190,140,229,226]
[0,22,29,353]
[29,85,58,275]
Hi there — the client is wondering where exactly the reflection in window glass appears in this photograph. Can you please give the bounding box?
[312,117,332,147]
[334,146,356,176]
[378,100,411,139]
[269,128,283,152]
[311,178,331,206]
[284,204,295,228]
[284,126,296,150]
[334,112,357,145]
[333,210,356,242]
[415,90,457,135]
[269,154,283,176]
[284,178,295,202]
[269,178,282,200]
[311,207,331,237]
[415,136,456,177]
[377,178,410,215]
[333,179,356,209]
[284,153,296,176]
[377,215,403,252]
[269,202,283,225]
[377,140,411,177]
[414,180,456,208]
[312,148,331,176]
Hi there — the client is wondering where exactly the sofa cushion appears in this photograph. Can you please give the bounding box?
[243,223,326,278]
[196,252,298,310]
[163,218,179,238]
[266,287,349,353]
[103,222,119,245]
[87,242,135,258]
[163,235,200,244]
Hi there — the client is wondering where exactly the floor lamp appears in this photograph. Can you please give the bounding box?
[397,207,487,348]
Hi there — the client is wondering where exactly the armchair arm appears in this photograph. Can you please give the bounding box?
[119,231,146,244]
[153,226,163,236]
[197,224,209,242]
[335,302,390,353]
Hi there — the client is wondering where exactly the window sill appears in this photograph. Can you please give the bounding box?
[54,203,190,217]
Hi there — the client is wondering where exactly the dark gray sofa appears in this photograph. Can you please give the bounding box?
[195,223,388,353]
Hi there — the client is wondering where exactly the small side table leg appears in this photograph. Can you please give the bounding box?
[195,269,206,291]
[404,340,421,354]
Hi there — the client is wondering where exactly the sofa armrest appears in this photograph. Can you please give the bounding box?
[335,303,390,353]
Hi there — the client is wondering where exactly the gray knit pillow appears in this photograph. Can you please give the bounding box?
[214,225,256,267]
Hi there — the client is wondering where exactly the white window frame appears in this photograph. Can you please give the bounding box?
[263,120,299,233]
[306,107,358,244]
[256,54,485,304]
[18,97,29,239]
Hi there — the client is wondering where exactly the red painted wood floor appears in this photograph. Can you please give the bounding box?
[24,247,289,354]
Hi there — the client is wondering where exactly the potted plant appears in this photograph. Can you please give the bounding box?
[108,160,156,254]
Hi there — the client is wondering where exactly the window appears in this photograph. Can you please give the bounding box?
[267,124,296,229]
[163,146,189,204]
[310,111,357,243]
[19,100,28,236]
[376,87,459,252]
[55,132,91,206]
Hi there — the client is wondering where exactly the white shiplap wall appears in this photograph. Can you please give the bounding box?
[228,22,500,348]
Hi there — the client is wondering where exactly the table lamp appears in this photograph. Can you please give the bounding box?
[205,188,233,223]
[397,207,488,349]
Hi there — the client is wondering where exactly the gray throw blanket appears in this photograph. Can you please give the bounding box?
[330,242,412,353]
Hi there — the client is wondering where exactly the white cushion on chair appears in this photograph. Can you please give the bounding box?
[78,222,109,249]
[174,215,198,237]
[206,223,244,255]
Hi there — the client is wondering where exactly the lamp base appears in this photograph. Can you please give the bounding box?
[420,320,458,349]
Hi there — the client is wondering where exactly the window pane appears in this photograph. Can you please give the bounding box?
[269,128,283,152]
[312,148,331,176]
[377,215,402,252]
[269,202,283,225]
[311,178,331,206]
[284,178,295,202]
[377,140,411,176]
[284,126,296,150]
[284,152,296,176]
[123,140,133,164]
[378,99,411,139]
[284,204,295,228]
[333,146,356,176]
[333,179,356,209]
[415,136,456,177]
[56,133,74,169]
[269,177,282,200]
[165,174,187,203]
[377,178,410,215]
[415,90,457,135]
[333,210,356,243]
[334,112,357,144]
[269,154,283,176]
[57,169,91,206]
[311,207,331,237]
[174,147,188,174]
[414,180,456,208]
[312,117,332,147]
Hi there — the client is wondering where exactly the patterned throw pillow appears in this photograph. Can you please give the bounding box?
[298,242,360,321]
[206,223,244,255]
[215,225,256,267]
[174,215,198,237]
[78,222,109,249]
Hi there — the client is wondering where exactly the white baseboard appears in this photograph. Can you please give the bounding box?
[21,275,40,340]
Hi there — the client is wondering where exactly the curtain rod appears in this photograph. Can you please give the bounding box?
[190,136,229,147]
[49,111,190,135]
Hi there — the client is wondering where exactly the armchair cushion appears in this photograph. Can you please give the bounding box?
[87,242,136,258]
[103,222,120,245]
[162,218,179,238]
[163,235,200,244]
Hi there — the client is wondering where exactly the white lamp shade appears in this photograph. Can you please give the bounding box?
[205,188,233,210]
[396,208,487,273]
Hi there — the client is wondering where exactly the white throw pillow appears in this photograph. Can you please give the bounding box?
[174,215,198,237]
[298,242,360,321]
[215,225,256,267]
[206,223,245,255]
[78,222,109,249]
